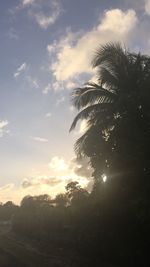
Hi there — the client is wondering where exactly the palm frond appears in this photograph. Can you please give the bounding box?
[74,133,88,157]
[92,42,126,69]
[73,89,114,109]
[74,125,98,157]
[69,103,111,132]
[74,124,106,157]
[71,83,115,110]
[98,67,118,89]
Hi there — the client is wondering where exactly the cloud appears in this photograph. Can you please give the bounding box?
[52,81,65,91]
[69,157,92,179]
[49,155,92,179]
[0,183,16,203]
[43,83,52,94]
[145,0,150,14]
[22,176,61,188]
[0,120,9,138]
[42,81,66,94]
[0,177,62,204]
[47,155,91,192]
[0,120,9,129]
[20,0,62,29]
[33,10,59,29]
[22,0,35,6]
[0,172,66,204]
[47,44,57,54]
[7,28,19,40]
[14,62,27,78]
[48,9,138,84]
[0,156,92,204]
[21,160,91,199]
[26,76,39,89]
[0,183,14,192]
[65,80,77,89]
[43,78,78,94]
[56,96,65,106]
[31,136,48,142]
[69,106,75,112]
[49,156,69,171]
[98,9,137,34]
[45,112,52,118]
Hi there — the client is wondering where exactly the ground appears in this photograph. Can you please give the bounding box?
[0,225,72,267]
[0,225,118,267]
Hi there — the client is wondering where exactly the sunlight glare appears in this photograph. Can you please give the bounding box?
[102,174,107,183]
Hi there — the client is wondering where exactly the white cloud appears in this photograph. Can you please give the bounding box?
[0,155,92,204]
[43,83,52,94]
[22,0,35,6]
[56,96,65,106]
[22,176,61,188]
[0,184,15,203]
[69,157,92,179]
[26,75,39,88]
[47,44,57,54]
[65,80,77,89]
[0,183,14,192]
[14,62,27,78]
[0,178,62,204]
[48,156,92,180]
[0,120,9,129]
[49,156,69,171]
[0,174,65,204]
[7,28,19,40]
[45,112,52,118]
[52,81,64,91]
[98,9,137,34]
[69,106,75,112]
[31,136,48,142]
[50,30,93,81]
[43,79,79,94]
[21,0,62,29]
[48,9,138,84]
[145,0,150,14]
[33,10,59,29]
[0,120,9,138]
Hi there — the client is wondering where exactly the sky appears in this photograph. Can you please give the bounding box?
[0,0,150,203]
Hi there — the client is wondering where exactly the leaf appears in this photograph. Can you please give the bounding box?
[69,103,111,132]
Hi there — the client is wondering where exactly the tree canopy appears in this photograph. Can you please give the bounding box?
[70,43,150,191]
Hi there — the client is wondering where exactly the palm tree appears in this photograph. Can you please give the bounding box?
[70,43,150,183]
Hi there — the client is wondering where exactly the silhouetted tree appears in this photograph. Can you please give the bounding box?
[66,181,89,207]
[54,193,68,207]
[70,43,150,192]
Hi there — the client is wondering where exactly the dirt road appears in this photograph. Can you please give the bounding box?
[0,226,67,267]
